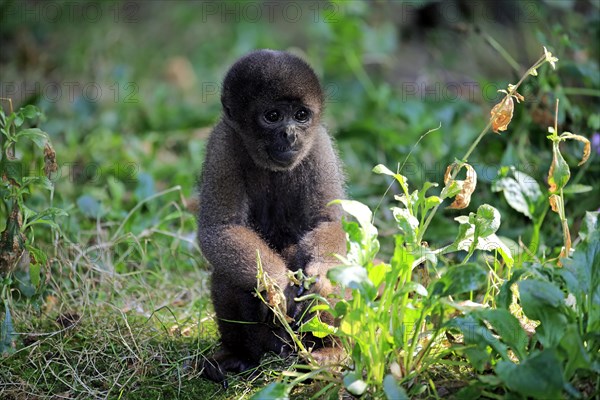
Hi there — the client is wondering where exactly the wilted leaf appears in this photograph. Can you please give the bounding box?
[0,203,26,275]
[560,132,591,166]
[256,252,290,322]
[43,143,58,178]
[549,194,561,213]
[444,163,477,210]
[490,96,514,133]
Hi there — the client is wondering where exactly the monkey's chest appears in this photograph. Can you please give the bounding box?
[246,182,313,251]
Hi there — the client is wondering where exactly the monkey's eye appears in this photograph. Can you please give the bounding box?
[294,108,310,123]
[264,109,282,123]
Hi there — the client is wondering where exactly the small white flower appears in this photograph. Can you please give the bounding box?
[543,46,559,69]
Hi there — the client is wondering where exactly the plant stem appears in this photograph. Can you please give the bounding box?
[418,55,547,243]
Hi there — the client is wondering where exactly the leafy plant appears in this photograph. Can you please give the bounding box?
[252,46,599,399]
[0,100,66,354]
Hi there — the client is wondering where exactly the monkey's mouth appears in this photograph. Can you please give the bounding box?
[268,146,299,165]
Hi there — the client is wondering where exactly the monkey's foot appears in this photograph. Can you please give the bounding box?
[201,349,257,385]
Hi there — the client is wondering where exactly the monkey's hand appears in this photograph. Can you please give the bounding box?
[304,262,337,298]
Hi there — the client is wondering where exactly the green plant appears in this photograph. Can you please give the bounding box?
[251,46,599,399]
[1,100,66,355]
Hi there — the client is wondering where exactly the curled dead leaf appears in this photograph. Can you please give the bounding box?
[444,163,477,210]
[560,132,591,166]
[43,143,58,178]
[490,96,514,133]
[549,194,561,212]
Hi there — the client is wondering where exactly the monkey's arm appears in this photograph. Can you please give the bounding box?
[198,127,291,291]
[199,224,291,291]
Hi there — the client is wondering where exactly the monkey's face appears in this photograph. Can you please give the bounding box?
[221,50,325,172]
[245,100,318,171]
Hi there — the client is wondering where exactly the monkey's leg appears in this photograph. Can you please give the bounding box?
[204,282,292,382]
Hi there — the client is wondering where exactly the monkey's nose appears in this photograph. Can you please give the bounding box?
[283,126,297,145]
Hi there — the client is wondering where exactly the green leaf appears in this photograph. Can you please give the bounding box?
[328,265,372,292]
[331,199,374,233]
[24,207,68,230]
[367,261,389,287]
[562,184,593,194]
[497,269,527,309]
[0,159,23,185]
[476,309,528,360]
[372,164,396,176]
[383,375,408,400]
[496,350,564,399]
[445,212,513,267]
[344,371,368,396]
[392,207,419,243]
[561,239,600,300]
[492,169,542,219]
[560,324,591,379]
[25,245,46,288]
[15,128,49,149]
[372,164,408,190]
[518,280,567,347]
[470,204,501,238]
[434,263,487,297]
[22,176,54,191]
[449,315,504,370]
[548,142,570,192]
[250,382,289,400]
[298,315,336,338]
[21,105,40,119]
[579,211,599,242]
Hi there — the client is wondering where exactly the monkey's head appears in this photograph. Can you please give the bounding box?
[221,49,325,171]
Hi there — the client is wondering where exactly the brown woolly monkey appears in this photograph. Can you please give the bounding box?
[197,49,346,383]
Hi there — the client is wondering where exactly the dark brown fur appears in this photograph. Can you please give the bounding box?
[197,50,345,383]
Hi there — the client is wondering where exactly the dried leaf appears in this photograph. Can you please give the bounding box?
[43,143,58,178]
[490,96,514,133]
[549,194,561,213]
[560,132,591,166]
[445,163,477,210]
